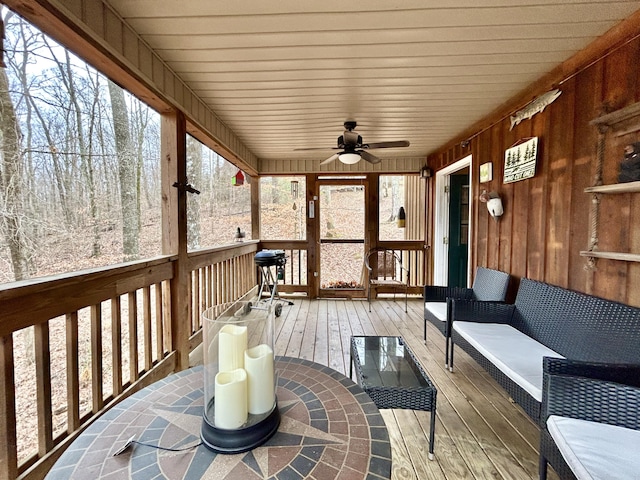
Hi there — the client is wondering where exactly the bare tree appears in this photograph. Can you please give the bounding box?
[186,136,202,249]
[108,79,139,260]
[0,14,30,280]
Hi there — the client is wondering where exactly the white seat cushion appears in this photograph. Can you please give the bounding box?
[453,322,563,401]
[425,302,447,322]
[547,415,640,480]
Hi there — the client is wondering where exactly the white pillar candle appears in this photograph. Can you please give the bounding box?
[219,324,247,373]
[244,344,275,415]
[214,368,248,429]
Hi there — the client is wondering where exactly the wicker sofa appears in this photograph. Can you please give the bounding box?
[540,357,640,480]
[449,278,640,424]
[423,267,510,368]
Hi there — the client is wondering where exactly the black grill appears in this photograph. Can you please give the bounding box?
[254,249,286,267]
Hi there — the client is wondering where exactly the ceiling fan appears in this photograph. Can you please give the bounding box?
[294,121,410,165]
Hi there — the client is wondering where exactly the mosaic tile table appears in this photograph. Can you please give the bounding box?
[46,357,392,480]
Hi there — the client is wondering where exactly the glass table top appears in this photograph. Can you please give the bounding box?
[351,336,429,389]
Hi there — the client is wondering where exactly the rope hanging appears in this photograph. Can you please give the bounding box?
[584,128,607,271]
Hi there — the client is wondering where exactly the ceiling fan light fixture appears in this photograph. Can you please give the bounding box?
[338,152,361,164]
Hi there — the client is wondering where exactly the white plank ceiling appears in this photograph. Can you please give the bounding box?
[106,0,640,164]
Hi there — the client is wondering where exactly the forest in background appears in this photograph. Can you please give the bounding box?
[0,10,251,285]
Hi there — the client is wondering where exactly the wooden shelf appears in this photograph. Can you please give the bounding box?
[590,101,640,136]
[580,251,640,263]
[584,102,640,266]
[584,181,640,194]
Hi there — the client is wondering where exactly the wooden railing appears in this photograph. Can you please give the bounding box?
[258,241,308,294]
[0,241,258,480]
[361,243,427,296]
[187,242,259,349]
[258,240,427,296]
[379,243,428,290]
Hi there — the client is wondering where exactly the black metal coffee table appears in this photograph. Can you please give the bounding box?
[350,335,437,460]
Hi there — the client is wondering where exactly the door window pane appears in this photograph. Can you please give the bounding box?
[320,243,364,288]
[320,185,364,239]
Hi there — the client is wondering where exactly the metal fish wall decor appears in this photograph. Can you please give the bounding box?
[510,89,562,130]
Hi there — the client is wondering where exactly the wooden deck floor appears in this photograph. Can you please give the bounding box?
[271,297,557,480]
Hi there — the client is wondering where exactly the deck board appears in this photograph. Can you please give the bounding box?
[272,297,558,480]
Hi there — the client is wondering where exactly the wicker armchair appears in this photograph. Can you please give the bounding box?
[540,357,640,480]
[364,248,409,312]
[423,267,510,368]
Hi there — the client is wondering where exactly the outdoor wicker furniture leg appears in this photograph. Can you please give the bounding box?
[424,318,427,344]
[445,337,450,369]
[428,402,436,460]
[539,454,548,480]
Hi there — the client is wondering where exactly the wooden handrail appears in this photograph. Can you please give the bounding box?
[0,256,177,338]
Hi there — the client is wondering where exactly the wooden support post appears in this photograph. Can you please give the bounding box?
[251,174,260,240]
[306,174,318,298]
[162,111,190,371]
[368,174,379,253]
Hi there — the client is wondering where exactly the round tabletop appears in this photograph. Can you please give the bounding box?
[46,357,391,480]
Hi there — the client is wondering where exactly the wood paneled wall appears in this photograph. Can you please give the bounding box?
[427,33,640,307]
[258,156,424,174]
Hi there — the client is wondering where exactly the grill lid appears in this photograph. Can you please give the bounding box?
[254,249,285,266]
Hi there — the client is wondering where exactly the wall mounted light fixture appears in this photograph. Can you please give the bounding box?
[479,190,504,218]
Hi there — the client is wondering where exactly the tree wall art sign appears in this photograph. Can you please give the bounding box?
[504,137,538,184]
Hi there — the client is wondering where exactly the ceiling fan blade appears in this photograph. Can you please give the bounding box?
[365,140,410,149]
[319,153,339,165]
[294,146,340,151]
[359,150,381,164]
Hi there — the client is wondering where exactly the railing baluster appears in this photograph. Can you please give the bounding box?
[216,263,222,305]
[224,260,230,303]
[154,283,164,361]
[143,286,152,372]
[0,334,18,479]
[90,304,103,412]
[111,298,123,397]
[192,270,200,333]
[228,259,233,303]
[199,268,206,323]
[205,265,211,309]
[162,280,172,355]
[237,256,241,293]
[34,322,53,455]
[66,312,80,431]
[128,292,139,383]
